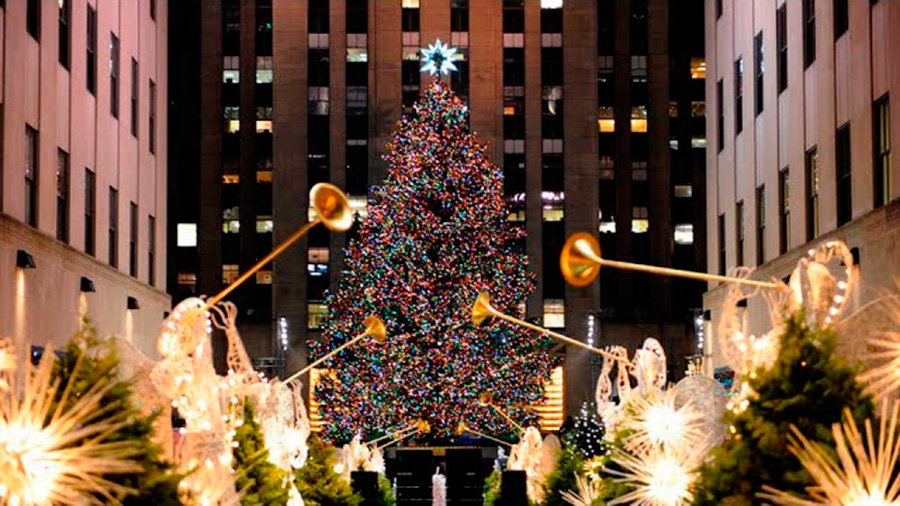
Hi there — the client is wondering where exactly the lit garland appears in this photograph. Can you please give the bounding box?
[312,82,555,440]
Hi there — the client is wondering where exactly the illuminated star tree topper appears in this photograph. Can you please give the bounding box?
[420,39,458,76]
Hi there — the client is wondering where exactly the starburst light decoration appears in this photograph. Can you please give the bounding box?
[621,389,706,454]
[562,473,603,506]
[420,39,458,76]
[0,346,143,505]
[605,447,699,506]
[857,291,900,399]
[0,338,14,392]
[759,403,900,506]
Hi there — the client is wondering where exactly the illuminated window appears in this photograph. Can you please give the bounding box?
[223,174,240,184]
[543,299,565,328]
[690,57,707,79]
[223,56,240,83]
[599,155,614,169]
[222,264,239,284]
[507,209,526,222]
[668,102,678,117]
[542,139,563,154]
[224,106,240,133]
[256,56,273,83]
[347,48,368,62]
[503,33,524,48]
[349,196,369,219]
[257,170,273,183]
[541,33,562,47]
[309,87,329,115]
[308,247,330,264]
[598,119,615,133]
[308,264,328,276]
[631,119,647,132]
[308,33,329,49]
[223,207,240,234]
[348,33,367,48]
[504,139,525,154]
[631,106,648,132]
[692,101,706,117]
[631,56,647,77]
[177,272,197,287]
[177,223,197,247]
[674,223,694,245]
[308,303,328,329]
[691,136,707,149]
[599,220,616,234]
[542,205,564,222]
[541,0,563,8]
[256,270,273,284]
[451,31,468,47]
[675,185,693,198]
[402,0,419,7]
[632,206,649,233]
[256,120,273,133]
[256,215,273,233]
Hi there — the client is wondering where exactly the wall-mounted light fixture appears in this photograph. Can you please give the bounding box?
[16,250,36,269]
[80,276,96,293]
[127,296,140,310]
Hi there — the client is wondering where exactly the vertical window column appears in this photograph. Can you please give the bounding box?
[110,34,120,118]
[779,168,790,254]
[450,0,470,101]
[874,96,891,208]
[57,149,69,243]
[756,185,766,265]
[806,147,820,239]
[346,0,369,198]
[109,187,118,267]
[129,202,138,277]
[401,0,421,111]
[836,124,852,226]
[24,126,39,228]
[85,169,96,256]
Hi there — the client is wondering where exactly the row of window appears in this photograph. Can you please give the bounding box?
[23,125,156,284]
[718,95,891,271]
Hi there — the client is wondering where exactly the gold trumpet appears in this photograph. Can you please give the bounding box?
[456,422,513,447]
[472,292,629,363]
[479,392,525,434]
[207,183,353,307]
[282,315,386,385]
[560,232,779,289]
[376,419,430,450]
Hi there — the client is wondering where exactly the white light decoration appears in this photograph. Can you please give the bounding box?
[0,347,143,505]
[0,338,14,392]
[562,473,602,506]
[621,389,705,453]
[605,447,698,506]
[420,39,458,76]
[507,427,561,503]
[759,403,900,506]
[858,293,900,399]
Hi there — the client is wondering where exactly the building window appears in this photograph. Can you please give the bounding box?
[177,223,197,247]
[256,271,273,285]
[86,6,96,94]
[59,0,70,69]
[717,79,724,152]
[836,123,852,226]
[675,185,693,198]
[716,0,723,20]
[734,57,743,135]
[223,264,239,285]
[803,0,816,68]
[402,2,420,32]
[223,207,240,234]
[777,4,788,93]
[736,201,744,266]
[131,58,139,137]
[85,169,96,255]
[24,125,38,228]
[309,0,329,33]
[632,207,649,233]
[223,56,240,83]
[690,58,706,79]
[256,56,273,84]
[806,147,820,240]
[256,215,273,233]
[779,168,790,254]
[756,185,766,265]
[674,224,694,245]
[148,215,155,286]
[834,0,848,39]
[110,33,120,118]
[178,272,197,291]
[542,205,564,222]
[129,202,138,277]
[874,95,891,208]
[149,80,156,154]
[224,106,240,133]
[543,299,565,329]
[56,149,69,243]
[755,32,764,116]
[150,0,156,21]
[718,214,726,275]
[309,87,329,115]
[27,0,39,40]
[109,187,118,267]
[308,303,328,329]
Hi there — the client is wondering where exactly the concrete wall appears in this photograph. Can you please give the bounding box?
[704,0,900,371]
[0,0,168,357]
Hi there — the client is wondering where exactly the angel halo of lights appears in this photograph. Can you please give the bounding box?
[420,39,459,76]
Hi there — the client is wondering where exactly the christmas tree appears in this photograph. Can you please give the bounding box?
[232,399,293,506]
[312,78,555,440]
[294,435,362,506]
[51,321,183,505]
[692,313,874,505]
[560,403,607,459]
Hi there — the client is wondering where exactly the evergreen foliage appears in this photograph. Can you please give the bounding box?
[50,321,183,505]
[294,435,362,506]
[560,403,607,459]
[231,399,292,506]
[692,313,874,505]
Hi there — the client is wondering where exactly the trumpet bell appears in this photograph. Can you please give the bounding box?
[455,422,470,436]
[479,392,494,407]
[471,292,495,326]
[364,316,387,343]
[560,232,602,288]
[310,183,354,232]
